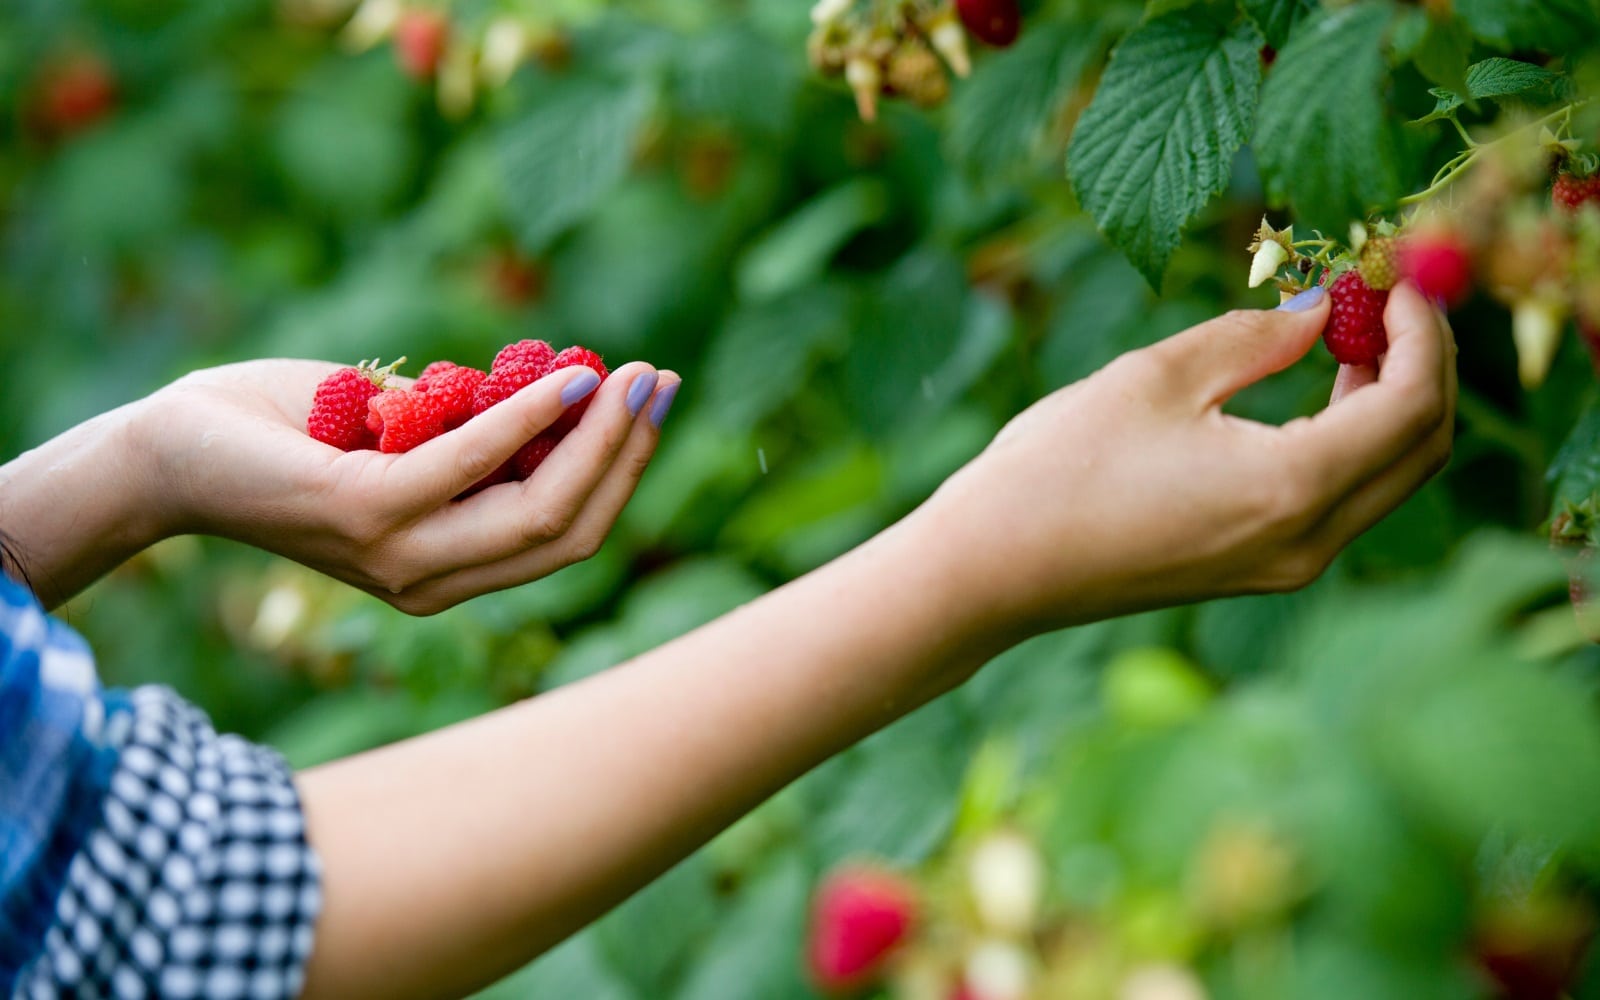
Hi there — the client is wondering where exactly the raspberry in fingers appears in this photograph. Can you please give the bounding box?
[1282,281,1451,501]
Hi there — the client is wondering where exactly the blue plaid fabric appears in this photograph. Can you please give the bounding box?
[1,576,322,999]
[0,575,128,989]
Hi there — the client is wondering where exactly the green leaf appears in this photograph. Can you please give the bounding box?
[1066,11,1263,287]
[1417,57,1574,123]
[1398,11,1473,102]
[471,932,636,1000]
[1376,657,1600,853]
[1255,3,1406,234]
[1455,0,1600,54]
[671,858,813,1000]
[594,855,720,995]
[845,248,970,436]
[497,75,654,252]
[1548,393,1600,511]
[1242,0,1316,49]
[945,19,1105,178]
[698,284,852,428]
[735,178,890,302]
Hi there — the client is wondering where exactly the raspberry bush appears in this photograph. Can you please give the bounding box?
[3,0,1600,997]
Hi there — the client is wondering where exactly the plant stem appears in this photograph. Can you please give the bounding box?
[1400,101,1589,207]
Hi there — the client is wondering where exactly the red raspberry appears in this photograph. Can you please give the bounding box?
[806,866,917,994]
[472,361,545,415]
[956,0,1021,47]
[418,364,485,430]
[368,389,446,453]
[32,53,117,137]
[511,432,560,479]
[1324,270,1390,367]
[1398,231,1473,308]
[492,339,557,372]
[546,346,609,434]
[413,360,460,392]
[1553,172,1600,213]
[307,365,390,451]
[394,8,449,81]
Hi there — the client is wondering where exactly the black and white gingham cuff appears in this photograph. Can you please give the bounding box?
[12,685,321,1000]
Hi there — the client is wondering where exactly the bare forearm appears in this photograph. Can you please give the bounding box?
[297,509,1001,1000]
[0,401,164,606]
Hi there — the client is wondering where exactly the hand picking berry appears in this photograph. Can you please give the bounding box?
[307,359,401,452]
[1324,270,1390,367]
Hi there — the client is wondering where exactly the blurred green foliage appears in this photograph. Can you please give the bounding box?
[3,0,1599,996]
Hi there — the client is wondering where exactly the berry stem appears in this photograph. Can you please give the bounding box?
[1400,100,1589,207]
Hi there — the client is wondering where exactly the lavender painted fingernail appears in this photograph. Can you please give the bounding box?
[626,371,659,416]
[649,382,679,428]
[1276,286,1327,313]
[561,368,601,406]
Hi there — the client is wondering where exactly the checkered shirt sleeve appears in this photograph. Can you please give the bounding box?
[2,578,322,1000]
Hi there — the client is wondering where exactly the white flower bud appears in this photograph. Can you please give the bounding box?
[342,0,400,51]
[846,55,881,122]
[964,940,1031,1000]
[811,0,853,26]
[479,17,528,87]
[1512,296,1569,389]
[967,831,1045,936]
[930,18,972,78]
[1120,964,1208,1000]
[1248,240,1289,288]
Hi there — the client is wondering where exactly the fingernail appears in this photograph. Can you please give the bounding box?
[649,382,679,429]
[626,371,659,416]
[1276,286,1327,312]
[561,369,602,406]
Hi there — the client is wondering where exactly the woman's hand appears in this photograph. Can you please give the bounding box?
[911,281,1455,639]
[132,358,678,613]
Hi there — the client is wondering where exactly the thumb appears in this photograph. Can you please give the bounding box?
[1151,285,1330,409]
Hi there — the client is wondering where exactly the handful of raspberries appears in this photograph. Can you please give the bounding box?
[306,339,608,485]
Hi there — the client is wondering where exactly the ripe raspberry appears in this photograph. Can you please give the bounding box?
[511,432,560,479]
[418,364,485,430]
[472,362,545,415]
[307,363,391,451]
[807,866,917,994]
[546,345,609,433]
[956,0,1021,47]
[1397,231,1473,308]
[413,360,460,392]
[1324,270,1389,367]
[368,389,446,453]
[395,8,450,81]
[1553,172,1600,213]
[33,53,117,137]
[1357,236,1399,291]
[492,338,556,372]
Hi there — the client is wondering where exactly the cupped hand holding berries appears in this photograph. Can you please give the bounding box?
[121,356,675,614]
[907,281,1455,643]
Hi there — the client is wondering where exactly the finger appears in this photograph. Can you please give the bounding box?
[1282,281,1450,499]
[379,365,607,516]
[1329,363,1378,404]
[1144,286,1330,410]
[397,364,661,572]
[1308,411,1454,553]
[390,376,680,612]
